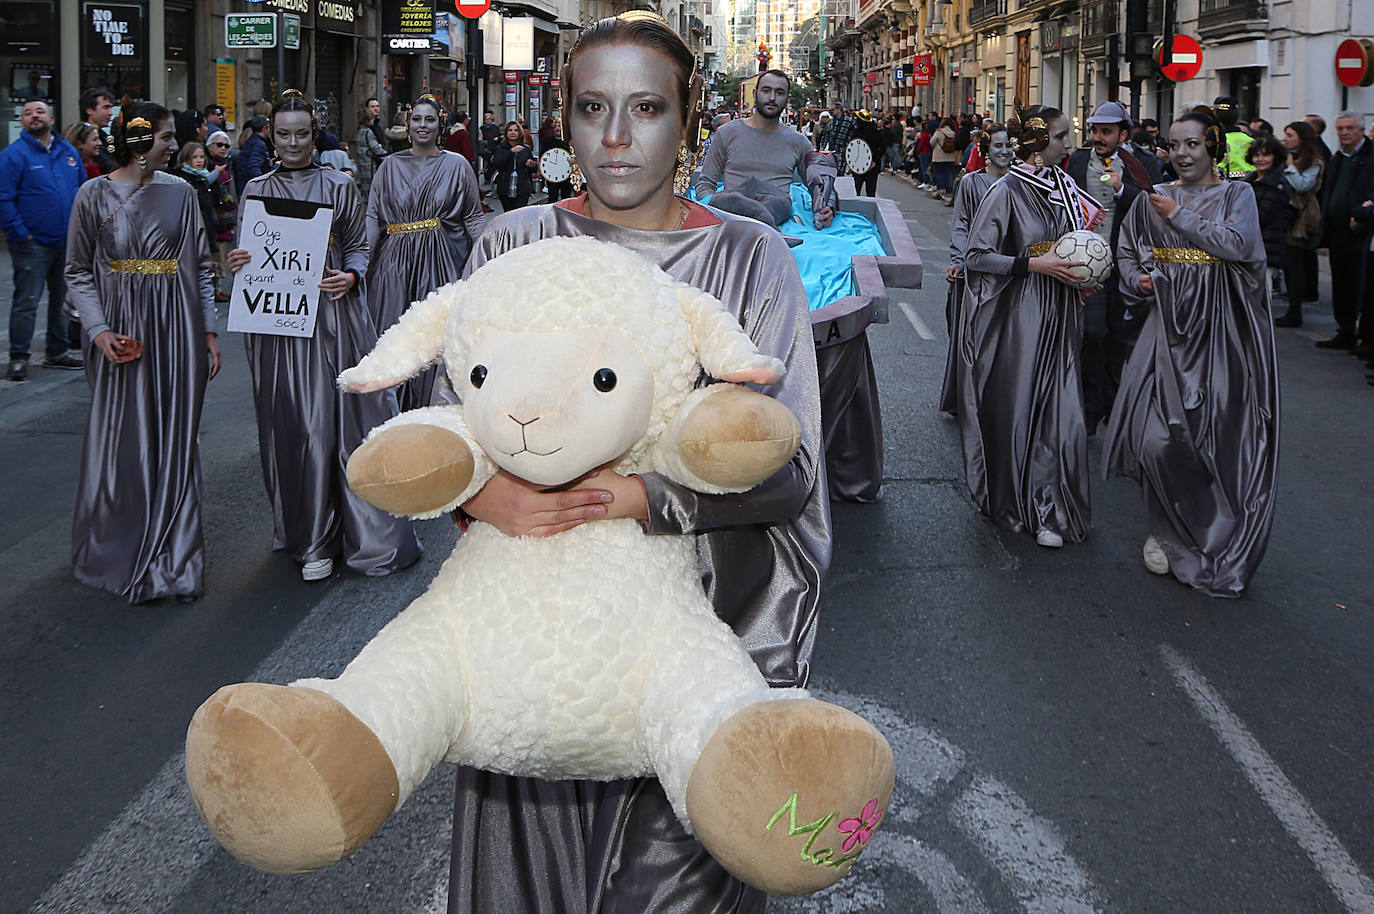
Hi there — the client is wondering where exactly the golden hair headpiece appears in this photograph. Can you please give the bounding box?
[280,88,304,100]
[1024,116,1046,132]
[127,117,151,130]
[617,9,670,25]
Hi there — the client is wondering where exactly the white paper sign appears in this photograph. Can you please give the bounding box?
[227,197,334,338]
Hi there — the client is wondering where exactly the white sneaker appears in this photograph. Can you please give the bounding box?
[1142,536,1169,575]
[1035,529,1064,548]
[302,558,334,581]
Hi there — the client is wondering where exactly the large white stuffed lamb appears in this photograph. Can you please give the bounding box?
[185,237,894,896]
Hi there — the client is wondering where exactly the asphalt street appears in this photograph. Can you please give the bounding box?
[3,174,1373,914]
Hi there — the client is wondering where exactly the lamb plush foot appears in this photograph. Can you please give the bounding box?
[346,424,474,516]
[685,698,894,896]
[676,386,802,490]
[185,683,399,875]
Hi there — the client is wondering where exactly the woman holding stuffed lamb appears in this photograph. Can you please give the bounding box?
[1105,110,1279,597]
[364,94,485,411]
[958,105,1099,549]
[438,12,829,913]
[228,91,421,582]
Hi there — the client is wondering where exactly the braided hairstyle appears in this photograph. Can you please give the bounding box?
[111,98,171,166]
[1176,106,1227,166]
[1014,105,1063,161]
[562,10,704,152]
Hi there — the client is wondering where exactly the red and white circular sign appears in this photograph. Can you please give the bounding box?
[1336,38,1374,88]
[455,0,490,19]
[1156,35,1202,82]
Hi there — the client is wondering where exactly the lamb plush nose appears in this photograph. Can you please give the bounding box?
[508,413,540,427]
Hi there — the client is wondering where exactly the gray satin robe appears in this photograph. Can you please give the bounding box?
[941,169,1001,414]
[960,171,1091,542]
[239,164,421,574]
[446,201,830,914]
[1105,181,1279,597]
[364,151,485,411]
[66,173,216,603]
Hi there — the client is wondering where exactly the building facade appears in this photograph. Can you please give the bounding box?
[816,0,1374,150]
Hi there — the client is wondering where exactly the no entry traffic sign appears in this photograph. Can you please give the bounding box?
[1156,35,1202,82]
[1336,38,1374,88]
[455,0,490,19]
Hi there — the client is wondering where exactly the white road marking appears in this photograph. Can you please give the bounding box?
[773,686,1101,914]
[1160,644,1374,914]
[899,301,937,340]
[28,573,445,913]
[948,775,1104,914]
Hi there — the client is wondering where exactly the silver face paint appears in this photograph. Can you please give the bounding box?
[986,130,1015,172]
[1169,120,1214,183]
[409,104,441,150]
[1042,116,1072,167]
[273,110,314,168]
[567,44,686,214]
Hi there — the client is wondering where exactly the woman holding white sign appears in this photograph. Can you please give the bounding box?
[229,90,421,583]
[364,94,485,411]
[66,101,222,604]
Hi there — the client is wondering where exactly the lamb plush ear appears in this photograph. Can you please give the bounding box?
[338,281,461,391]
[676,286,786,385]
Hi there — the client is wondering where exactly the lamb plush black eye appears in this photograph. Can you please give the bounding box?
[470,365,487,388]
[593,368,616,392]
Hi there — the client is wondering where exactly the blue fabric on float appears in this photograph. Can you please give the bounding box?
[692,183,886,311]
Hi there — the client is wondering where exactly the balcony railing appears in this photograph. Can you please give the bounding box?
[1197,0,1267,35]
[970,0,1007,25]
[1079,0,1116,56]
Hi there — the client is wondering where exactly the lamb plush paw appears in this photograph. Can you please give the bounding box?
[185,683,399,875]
[676,386,802,490]
[685,698,895,896]
[346,423,474,516]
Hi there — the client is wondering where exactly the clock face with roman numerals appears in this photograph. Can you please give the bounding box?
[539,147,572,183]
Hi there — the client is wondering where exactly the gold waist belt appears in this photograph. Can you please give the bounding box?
[111,259,178,274]
[386,218,441,235]
[1152,247,1221,265]
[1028,241,1054,256]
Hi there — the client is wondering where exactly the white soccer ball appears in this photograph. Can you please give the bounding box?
[1051,230,1113,289]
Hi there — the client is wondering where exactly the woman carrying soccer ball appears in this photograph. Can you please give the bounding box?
[958,105,1102,549]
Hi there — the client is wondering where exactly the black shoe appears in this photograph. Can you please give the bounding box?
[7,360,26,382]
[42,352,83,370]
[1274,312,1302,328]
[1350,344,1374,358]
[1315,331,1356,349]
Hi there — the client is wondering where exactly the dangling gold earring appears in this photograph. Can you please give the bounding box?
[1032,151,1044,168]
[568,147,584,193]
[137,153,147,167]
[673,145,693,195]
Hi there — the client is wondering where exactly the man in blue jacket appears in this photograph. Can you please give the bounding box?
[0,99,86,381]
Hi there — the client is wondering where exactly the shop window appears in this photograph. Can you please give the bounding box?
[3,0,59,147]
[81,1,148,104]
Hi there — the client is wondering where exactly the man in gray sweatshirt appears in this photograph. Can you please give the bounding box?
[693,70,835,231]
